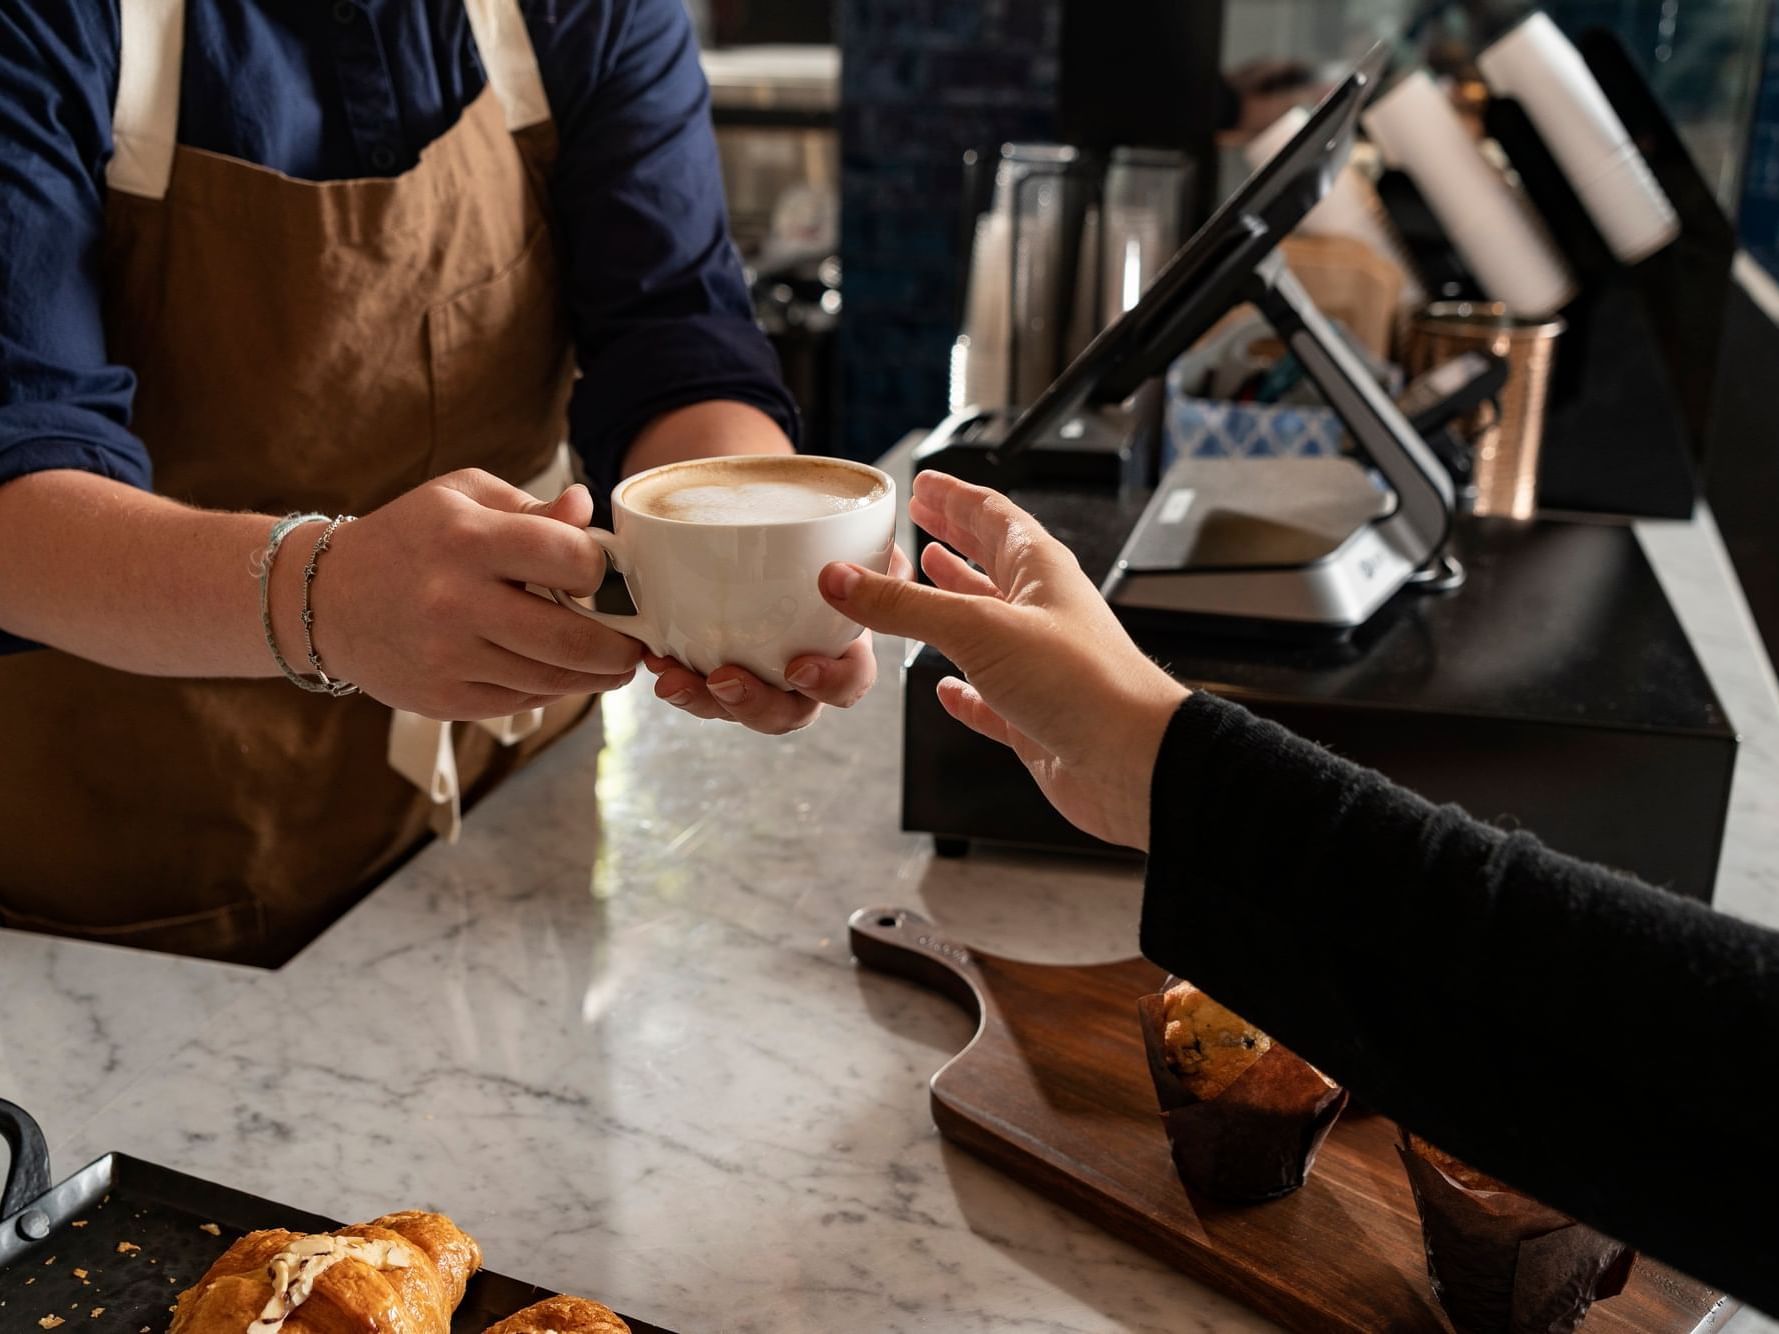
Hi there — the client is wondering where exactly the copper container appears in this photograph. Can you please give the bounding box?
[1408,302,1564,520]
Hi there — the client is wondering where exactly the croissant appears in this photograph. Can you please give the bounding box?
[485,1295,632,1334]
[169,1210,482,1334]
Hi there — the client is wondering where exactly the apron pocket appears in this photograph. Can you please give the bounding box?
[425,222,575,482]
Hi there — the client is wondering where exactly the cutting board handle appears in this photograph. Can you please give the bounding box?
[847,907,985,1021]
[0,1099,51,1219]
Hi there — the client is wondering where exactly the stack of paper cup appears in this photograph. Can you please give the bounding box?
[1245,106,1425,309]
[950,209,1012,413]
[1364,71,1576,319]
[1477,11,1679,266]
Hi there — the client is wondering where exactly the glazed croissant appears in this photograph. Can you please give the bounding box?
[485,1295,632,1334]
[169,1210,482,1334]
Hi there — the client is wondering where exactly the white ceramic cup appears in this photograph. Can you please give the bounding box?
[548,455,897,690]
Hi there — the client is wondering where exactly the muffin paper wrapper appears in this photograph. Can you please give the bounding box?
[1398,1134,1634,1334]
[1138,985,1348,1203]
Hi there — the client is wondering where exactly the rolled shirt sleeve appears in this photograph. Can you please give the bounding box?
[525,0,800,498]
[0,4,153,652]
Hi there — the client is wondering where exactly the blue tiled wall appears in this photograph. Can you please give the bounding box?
[1738,1,1779,276]
[836,0,1061,459]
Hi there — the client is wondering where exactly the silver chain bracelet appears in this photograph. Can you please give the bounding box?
[258,512,328,693]
[300,515,360,698]
[257,512,358,697]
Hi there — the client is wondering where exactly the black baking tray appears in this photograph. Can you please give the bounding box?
[0,1100,674,1333]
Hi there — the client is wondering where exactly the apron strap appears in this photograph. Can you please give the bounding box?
[463,0,553,132]
[107,0,550,203]
[107,0,186,200]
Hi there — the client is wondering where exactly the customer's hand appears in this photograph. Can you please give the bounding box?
[820,472,1188,850]
[307,471,642,721]
[645,546,915,735]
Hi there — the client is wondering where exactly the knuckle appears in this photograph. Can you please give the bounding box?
[546,665,590,695]
[416,574,458,622]
[442,467,489,493]
[532,666,574,695]
[439,507,485,553]
[869,574,909,615]
[554,617,608,670]
[549,616,589,665]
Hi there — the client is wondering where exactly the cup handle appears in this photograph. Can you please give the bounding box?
[547,527,660,649]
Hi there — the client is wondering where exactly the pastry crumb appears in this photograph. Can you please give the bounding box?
[69,1221,87,1229]
[38,1317,64,1330]
[198,1222,222,1236]
[116,1242,140,1255]
[89,1310,104,1320]
[70,1270,86,1280]
[42,1257,55,1266]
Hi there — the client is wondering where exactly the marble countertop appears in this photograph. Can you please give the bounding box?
[3,490,1776,1333]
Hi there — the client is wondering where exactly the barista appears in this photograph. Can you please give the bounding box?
[0,0,879,963]
[823,470,1779,1311]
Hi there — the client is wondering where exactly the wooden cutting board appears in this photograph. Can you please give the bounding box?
[850,907,1736,1334]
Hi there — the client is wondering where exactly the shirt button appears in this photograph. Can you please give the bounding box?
[368,145,398,172]
[332,1,356,23]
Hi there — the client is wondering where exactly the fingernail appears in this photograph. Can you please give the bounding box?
[708,679,746,705]
[786,665,820,690]
[825,564,862,601]
[667,689,694,707]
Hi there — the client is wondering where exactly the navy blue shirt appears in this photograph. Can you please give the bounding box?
[0,0,796,569]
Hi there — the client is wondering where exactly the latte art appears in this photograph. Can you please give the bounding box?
[624,458,886,525]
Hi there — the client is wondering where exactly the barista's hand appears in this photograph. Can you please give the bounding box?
[820,472,1188,850]
[306,471,643,721]
[645,545,915,735]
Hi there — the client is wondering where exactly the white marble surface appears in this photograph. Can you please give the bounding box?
[0,496,1774,1333]
[0,934,256,1139]
[1636,510,1779,931]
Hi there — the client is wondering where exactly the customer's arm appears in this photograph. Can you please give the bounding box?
[824,470,1779,1312]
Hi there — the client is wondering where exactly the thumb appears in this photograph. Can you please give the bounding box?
[820,561,1009,667]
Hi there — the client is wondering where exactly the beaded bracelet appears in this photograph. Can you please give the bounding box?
[258,513,331,693]
[299,515,360,698]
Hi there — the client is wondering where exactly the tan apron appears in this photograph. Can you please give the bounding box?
[0,0,591,965]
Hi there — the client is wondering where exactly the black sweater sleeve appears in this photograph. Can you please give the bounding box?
[1142,691,1779,1312]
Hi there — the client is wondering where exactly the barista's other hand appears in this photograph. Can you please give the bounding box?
[645,545,915,735]
[819,472,1188,850]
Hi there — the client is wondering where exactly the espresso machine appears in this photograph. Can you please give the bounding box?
[900,48,1736,903]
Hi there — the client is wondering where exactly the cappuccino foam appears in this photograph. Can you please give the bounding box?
[625,459,885,525]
